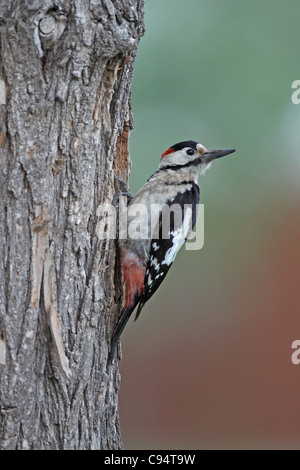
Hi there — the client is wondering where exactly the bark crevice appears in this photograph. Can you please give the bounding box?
[0,0,144,450]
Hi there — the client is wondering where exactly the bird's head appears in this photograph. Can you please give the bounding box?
[159,140,236,175]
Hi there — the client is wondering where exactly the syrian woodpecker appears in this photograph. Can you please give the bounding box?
[111,140,235,360]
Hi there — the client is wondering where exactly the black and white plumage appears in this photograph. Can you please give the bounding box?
[135,179,200,320]
[110,140,235,359]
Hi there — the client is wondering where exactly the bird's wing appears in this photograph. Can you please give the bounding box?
[135,182,200,320]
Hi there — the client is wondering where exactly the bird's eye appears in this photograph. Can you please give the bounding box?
[186,149,194,156]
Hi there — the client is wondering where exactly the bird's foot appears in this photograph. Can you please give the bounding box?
[114,175,132,203]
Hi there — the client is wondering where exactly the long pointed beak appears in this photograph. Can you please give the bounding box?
[203,148,236,163]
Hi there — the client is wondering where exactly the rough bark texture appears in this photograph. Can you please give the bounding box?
[0,0,144,450]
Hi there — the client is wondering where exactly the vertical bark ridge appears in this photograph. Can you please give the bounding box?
[0,0,144,450]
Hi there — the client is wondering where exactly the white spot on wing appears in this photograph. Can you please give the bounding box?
[162,207,193,266]
[155,272,164,280]
[150,256,160,272]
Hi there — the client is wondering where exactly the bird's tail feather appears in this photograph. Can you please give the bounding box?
[134,300,145,322]
[109,294,140,362]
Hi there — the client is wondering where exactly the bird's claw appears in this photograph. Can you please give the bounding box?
[114,175,132,202]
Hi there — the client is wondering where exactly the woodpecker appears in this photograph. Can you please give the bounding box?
[111,140,236,359]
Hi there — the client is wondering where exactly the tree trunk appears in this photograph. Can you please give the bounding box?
[0,0,144,450]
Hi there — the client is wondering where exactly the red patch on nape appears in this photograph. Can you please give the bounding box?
[161,147,174,158]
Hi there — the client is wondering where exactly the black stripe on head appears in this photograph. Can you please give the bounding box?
[170,141,198,152]
[160,157,202,172]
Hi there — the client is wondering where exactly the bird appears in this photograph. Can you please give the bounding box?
[110,140,236,360]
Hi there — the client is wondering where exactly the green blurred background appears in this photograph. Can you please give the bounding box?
[119,0,300,449]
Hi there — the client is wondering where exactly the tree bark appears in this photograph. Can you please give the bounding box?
[0,0,144,450]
